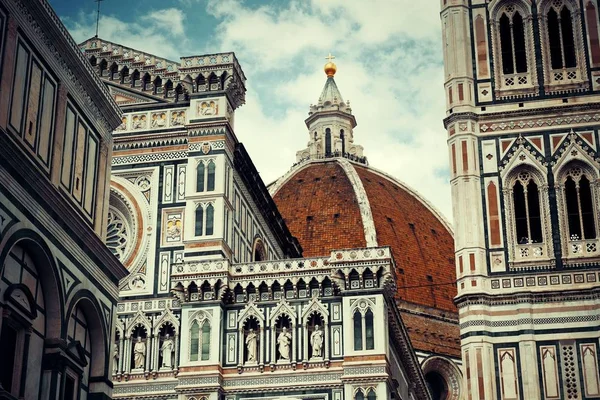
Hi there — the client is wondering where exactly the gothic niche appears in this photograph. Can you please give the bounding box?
[243,318,260,365]
[307,313,324,360]
[131,326,148,372]
[158,324,176,371]
[275,316,292,362]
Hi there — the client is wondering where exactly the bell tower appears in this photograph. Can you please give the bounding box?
[296,55,364,163]
[442,0,600,399]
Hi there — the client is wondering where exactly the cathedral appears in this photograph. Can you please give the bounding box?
[74,25,463,399]
[442,0,600,399]
[10,0,600,398]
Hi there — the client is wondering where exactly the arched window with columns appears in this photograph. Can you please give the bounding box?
[503,165,552,265]
[490,1,537,97]
[352,299,377,351]
[538,0,588,90]
[556,161,600,259]
[189,312,211,362]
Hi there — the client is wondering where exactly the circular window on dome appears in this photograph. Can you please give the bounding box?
[422,356,462,400]
[426,371,449,400]
[106,189,138,266]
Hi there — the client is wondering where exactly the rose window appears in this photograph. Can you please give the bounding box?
[106,208,130,260]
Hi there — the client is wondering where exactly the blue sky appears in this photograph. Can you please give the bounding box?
[49,0,453,222]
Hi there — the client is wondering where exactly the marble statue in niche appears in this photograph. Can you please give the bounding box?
[246,328,258,362]
[311,325,324,358]
[160,334,175,368]
[133,336,146,369]
[277,327,292,361]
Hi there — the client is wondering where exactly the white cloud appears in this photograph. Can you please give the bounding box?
[62,0,453,222]
[142,8,186,36]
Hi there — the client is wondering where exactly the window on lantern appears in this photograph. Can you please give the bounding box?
[547,4,577,69]
[499,9,528,74]
[512,171,543,244]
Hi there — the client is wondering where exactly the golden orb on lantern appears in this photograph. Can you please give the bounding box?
[324,53,337,77]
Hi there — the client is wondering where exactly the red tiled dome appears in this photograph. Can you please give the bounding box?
[271,159,459,357]
[271,159,457,312]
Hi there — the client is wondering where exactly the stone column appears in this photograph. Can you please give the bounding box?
[123,337,131,372]
[270,326,275,364]
[145,336,152,372]
[118,336,125,374]
[238,327,244,366]
[174,334,180,370]
[259,326,265,366]
[291,323,296,363]
[303,323,309,361]
[324,322,330,361]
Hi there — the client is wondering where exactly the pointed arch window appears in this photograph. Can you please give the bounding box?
[564,167,596,240]
[207,161,216,191]
[201,321,211,360]
[190,321,200,361]
[512,171,543,244]
[196,162,205,192]
[355,390,365,400]
[190,319,211,361]
[504,166,552,265]
[492,3,537,96]
[195,206,204,236]
[353,311,362,351]
[196,159,216,193]
[365,310,374,350]
[547,4,577,69]
[499,10,528,74]
[205,204,214,236]
[367,389,376,400]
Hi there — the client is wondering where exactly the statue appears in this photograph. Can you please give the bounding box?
[277,327,292,361]
[133,336,146,370]
[160,334,175,368]
[112,343,119,374]
[310,325,324,358]
[245,328,258,362]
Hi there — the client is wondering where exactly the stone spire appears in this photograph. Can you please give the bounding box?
[295,55,365,164]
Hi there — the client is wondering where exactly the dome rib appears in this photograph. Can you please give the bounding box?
[337,158,378,247]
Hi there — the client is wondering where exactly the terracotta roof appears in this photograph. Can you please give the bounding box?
[271,159,459,356]
[400,311,461,358]
[272,162,367,256]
